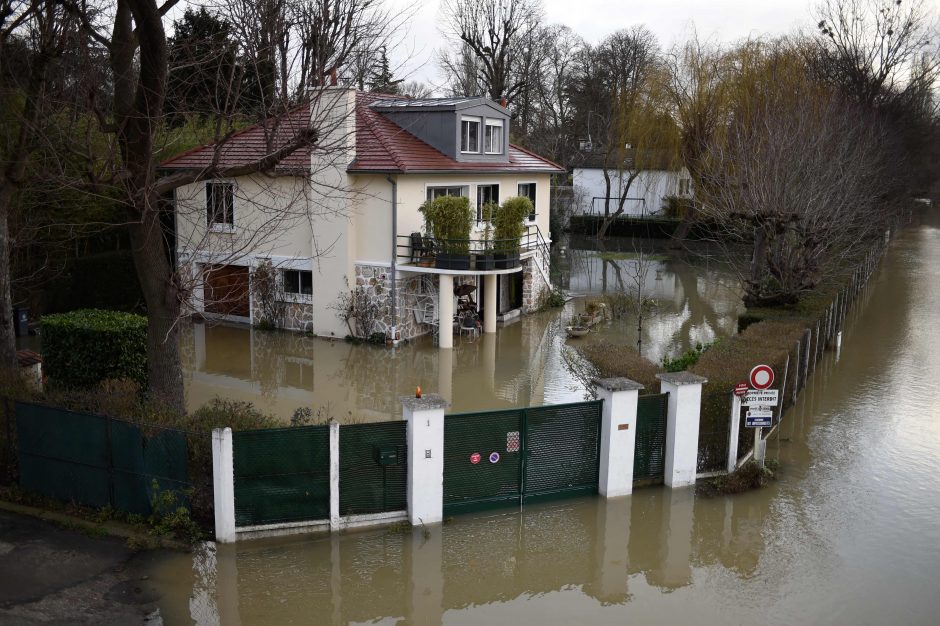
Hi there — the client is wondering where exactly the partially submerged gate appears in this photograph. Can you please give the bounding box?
[634,393,669,483]
[442,400,602,515]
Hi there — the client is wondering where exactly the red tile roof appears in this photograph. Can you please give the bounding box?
[350,92,564,174]
[160,105,313,175]
[161,92,565,176]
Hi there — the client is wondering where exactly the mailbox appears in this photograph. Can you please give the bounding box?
[374,446,401,466]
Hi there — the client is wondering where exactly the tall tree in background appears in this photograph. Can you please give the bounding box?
[439,0,542,104]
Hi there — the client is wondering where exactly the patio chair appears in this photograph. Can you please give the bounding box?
[458,312,480,339]
[409,232,426,263]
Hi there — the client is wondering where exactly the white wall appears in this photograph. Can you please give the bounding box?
[572,168,691,217]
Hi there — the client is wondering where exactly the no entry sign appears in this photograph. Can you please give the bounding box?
[749,364,774,390]
[733,382,749,397]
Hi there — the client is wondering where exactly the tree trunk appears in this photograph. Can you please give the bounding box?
[127,207,184,413]
[0,191,17,368]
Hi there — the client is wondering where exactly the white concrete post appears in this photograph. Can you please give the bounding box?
[726,394,741,473]
[483,274,498,333]
[212,427,236,543]
[402,393,448,526]
[438,274,454,349]
[329,420,340,531]
[657,372,708,489]
[593,378,644,497]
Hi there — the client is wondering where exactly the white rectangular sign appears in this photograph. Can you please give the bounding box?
[745,409,773,428]
[743,389,779,407]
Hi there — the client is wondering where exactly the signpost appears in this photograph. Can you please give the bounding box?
[746,365,775,468]
[733,382,749,397]
[749,364,774,390]
[745,409,773,428]
[743,389,779,407]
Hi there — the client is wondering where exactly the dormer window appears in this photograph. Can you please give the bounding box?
[485,119,503,154]
[461,116,480,153]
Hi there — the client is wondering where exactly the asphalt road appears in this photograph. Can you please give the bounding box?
[0,510,161,625]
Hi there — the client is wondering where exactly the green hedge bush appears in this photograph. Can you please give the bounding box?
[41,309,148,388]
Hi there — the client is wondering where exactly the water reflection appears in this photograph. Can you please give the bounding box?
[181,240,743,422]
[143,486,775,625]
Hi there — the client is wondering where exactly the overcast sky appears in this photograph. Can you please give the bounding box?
[389,0,818,89]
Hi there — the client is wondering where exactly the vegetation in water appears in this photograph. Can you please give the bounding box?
[698,460,778,496]
[662,341,715,372]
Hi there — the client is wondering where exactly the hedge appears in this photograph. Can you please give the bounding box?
[41,309,148,388]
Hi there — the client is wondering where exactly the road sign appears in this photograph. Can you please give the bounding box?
[489,452,500,464]
[749,364,775,390]
[745,409,773,428]
[733,382,749,397]
[743,389,779,407]
[470,452,481,465]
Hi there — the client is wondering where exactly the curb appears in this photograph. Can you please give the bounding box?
[0,500,189,551]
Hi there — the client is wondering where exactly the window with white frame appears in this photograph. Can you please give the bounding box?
[518,183,537,221]
[283,269,313,296]
[476,184,499,222]
[206,182,234,230]
[426,185,468,201]
[484,119,503,154]
[461,117,480,153]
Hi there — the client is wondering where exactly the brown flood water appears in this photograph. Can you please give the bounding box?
[139,215,940,624]
[181,243,743,422]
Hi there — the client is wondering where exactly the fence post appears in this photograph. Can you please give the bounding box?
[727,393,741,473]
[593,378,643,498]
[401,394,448,526]
[329,420,340,531]
[212,427,236,543]
[657,372,708,489]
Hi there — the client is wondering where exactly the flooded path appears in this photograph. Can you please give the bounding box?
[141,215,940,624]
[182,242,743,421]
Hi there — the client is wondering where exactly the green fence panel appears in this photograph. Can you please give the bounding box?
[443,409,523,515]
[635,393,669,482]
[233,425,330,527]
[111,420,189,516]
[339,421,407,516]
[16,402,111,507]
[15,402,189,515]
[523,401,602,502]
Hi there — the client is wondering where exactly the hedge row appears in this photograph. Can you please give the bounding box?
[41,309,148,388]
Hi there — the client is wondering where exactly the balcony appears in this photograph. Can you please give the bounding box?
[395,226,546,275]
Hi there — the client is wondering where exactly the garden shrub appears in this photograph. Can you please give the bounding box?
[42,309,148,388]
[573,338,664,392]
[662,341,714,372]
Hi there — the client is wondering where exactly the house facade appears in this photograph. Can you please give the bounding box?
[571,165,692,218]
[164,88,563,348]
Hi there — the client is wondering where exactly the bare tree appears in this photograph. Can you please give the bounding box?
[439,0,542,104]
[696,45,896,306]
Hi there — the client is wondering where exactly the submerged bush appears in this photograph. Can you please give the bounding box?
[41,309,148,388]
[662,341,715,372]
[698,460,777,496]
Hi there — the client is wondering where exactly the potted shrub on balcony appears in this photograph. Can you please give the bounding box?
[420,195,473,270]
[475,202,498,271]
[493,196,532,270]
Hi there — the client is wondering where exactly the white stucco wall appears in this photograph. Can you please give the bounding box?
[572,168,691,217]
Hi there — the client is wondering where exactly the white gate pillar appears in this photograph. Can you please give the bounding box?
[593,378,643,497]
[212,427,236,543]
[402,393,448,525]
[657,372,708,488]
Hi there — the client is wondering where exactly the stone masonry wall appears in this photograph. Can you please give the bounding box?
[522,246,551,313]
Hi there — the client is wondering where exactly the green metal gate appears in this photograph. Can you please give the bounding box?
[233,425,330,527]
[339,421,407,516]
[443,400,602,515]
[634,393,669,483]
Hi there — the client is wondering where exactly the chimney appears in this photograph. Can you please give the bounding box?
[500,97,508,108]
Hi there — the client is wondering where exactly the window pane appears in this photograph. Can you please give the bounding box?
[284,270,299,293]
[485,124,502,153]
[300,271,313,295]
[519,183,536,220]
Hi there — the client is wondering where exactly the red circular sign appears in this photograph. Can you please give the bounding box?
[470,452,481,465]
[749,365,774,390]
[734,382,749,397]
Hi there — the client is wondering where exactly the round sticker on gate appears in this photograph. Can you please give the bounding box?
[470,452,481,465]
[489,452,500,464]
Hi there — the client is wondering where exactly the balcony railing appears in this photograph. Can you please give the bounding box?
[396,228,543,271]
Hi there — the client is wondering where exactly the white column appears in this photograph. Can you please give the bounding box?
[594,378,643,498]
[329,420,340,531]
[402,393,448,525]
[212,427,236,543]
[483,273,498,333]
[438,274,454,349]
[726,394,741,473]
[657,372,708,489]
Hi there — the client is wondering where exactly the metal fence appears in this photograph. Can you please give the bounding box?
[339,421,407,517]
[698,391,732,473]
[14,401,190,516]
[634,393,669,482]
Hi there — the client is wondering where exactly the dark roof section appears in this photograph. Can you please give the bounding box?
[351,92,564,175]
[370,96,504,113]
[161,91,565,176]
[571,146,682,172]
[160,104,312,175]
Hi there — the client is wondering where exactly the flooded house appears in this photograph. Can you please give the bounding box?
[163,88,563,347]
